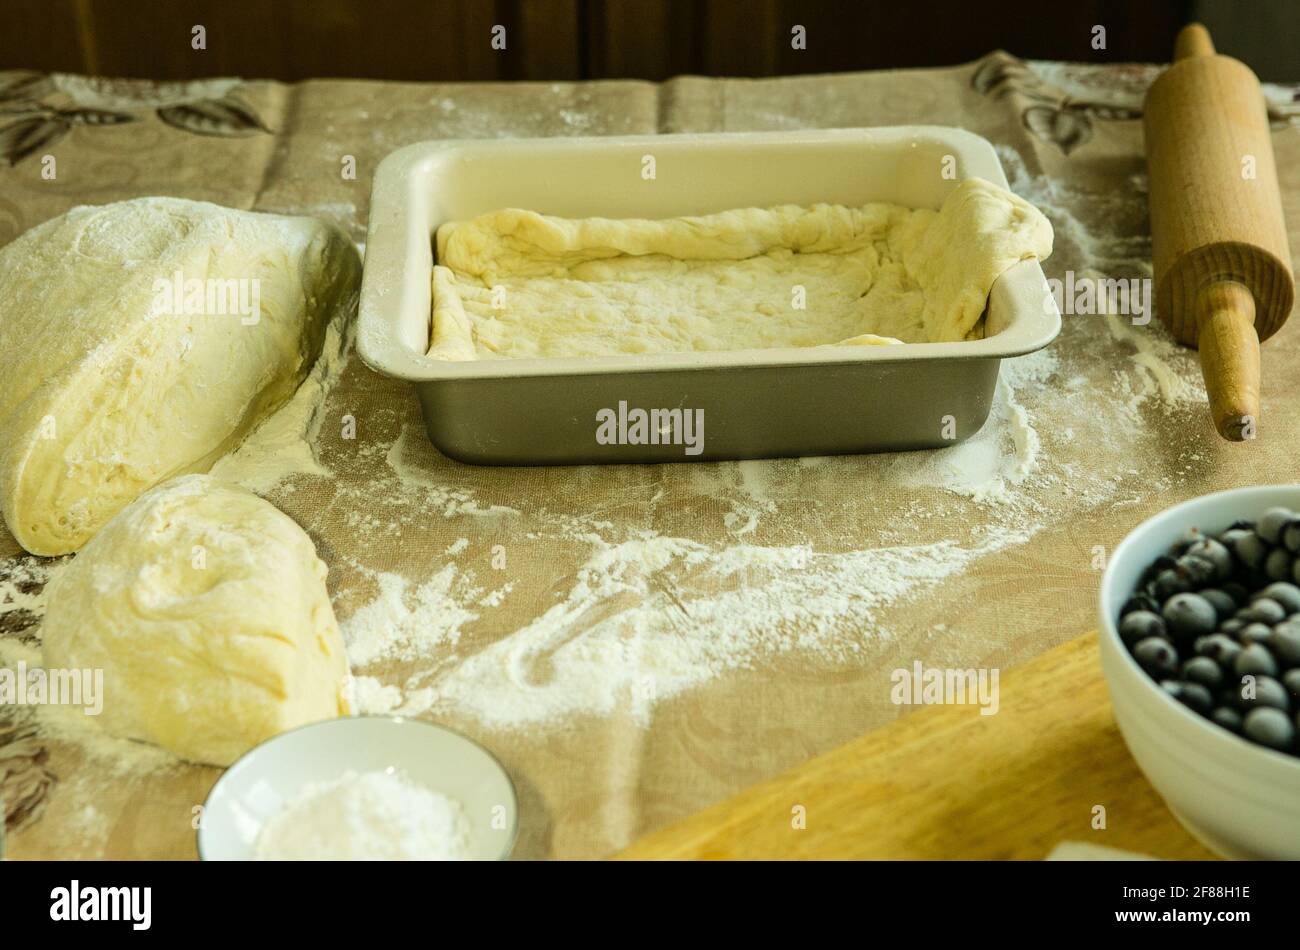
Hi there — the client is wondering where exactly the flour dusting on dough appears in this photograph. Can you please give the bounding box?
[211,314,352,492]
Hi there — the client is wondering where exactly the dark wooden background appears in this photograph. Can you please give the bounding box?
[1,0,1200,83]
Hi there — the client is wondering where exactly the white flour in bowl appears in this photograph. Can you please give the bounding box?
[254,770,472,861]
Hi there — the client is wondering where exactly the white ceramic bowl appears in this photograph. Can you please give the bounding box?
[198,717,518,860]
[1099,485,1300,859]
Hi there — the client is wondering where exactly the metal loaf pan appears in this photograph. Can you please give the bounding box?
[358,127,1060,464]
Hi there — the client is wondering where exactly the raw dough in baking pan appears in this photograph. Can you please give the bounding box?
[428,177,1052,361]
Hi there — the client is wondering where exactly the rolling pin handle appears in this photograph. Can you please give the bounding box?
[1174,22,1216,60]
[1196,280,1260,441]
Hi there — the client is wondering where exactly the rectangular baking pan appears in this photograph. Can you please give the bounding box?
[358,127,1060,464]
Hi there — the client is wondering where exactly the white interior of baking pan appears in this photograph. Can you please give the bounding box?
[358,128,1060,381]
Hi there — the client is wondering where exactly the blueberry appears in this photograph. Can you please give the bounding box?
[1181,656,1224,690]
[1235,643,1279,678]
[1239,675,1291,712]
[1266,548,1294,582]
[1184,538,1233,581]
[1195,633,1241,665]
[1199,588,1236,619]
[1238,598,1286,625]
[1229,532,1269,571]
[1154,568,1193,601]
[1143,555,1179,584]
[1256,582,1300,614]
[1219,527,1253,548]
[1283,521,1300,554]
[1118,610,1167,645]
[1219,687,1245,710]
[1218,618,1246,635]
[1221,581,1251,605]
[1162,593,1217,640]
[1268,622,1300,667]
[1121,591,1161,617]
[1161,680,1214,715]
[1171,527,1205,556]
[1243,707,1295,750]
[1177,555,1218,587]
[1284,669,1300,698]
[1134,637,1179,678]
[1257,507,1295,544]
[1211,706,1243,733]
[1239,622,1274,646]
[1181,683,1216,715]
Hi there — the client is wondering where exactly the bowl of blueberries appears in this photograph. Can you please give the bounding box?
[1100,485,1300,860]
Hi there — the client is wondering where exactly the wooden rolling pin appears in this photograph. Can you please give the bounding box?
[1144,22,1295,441]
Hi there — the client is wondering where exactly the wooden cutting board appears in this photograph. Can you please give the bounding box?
[617,632,1218,860]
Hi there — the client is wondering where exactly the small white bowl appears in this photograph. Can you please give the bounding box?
[198,716,518,860]
[1099,485,1300,860]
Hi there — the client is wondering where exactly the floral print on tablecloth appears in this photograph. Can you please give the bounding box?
[0,71,270,166]
[972,51,1300,156]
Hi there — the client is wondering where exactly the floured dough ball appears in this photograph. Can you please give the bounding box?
[0,197,360,555]
[41,475,352,766]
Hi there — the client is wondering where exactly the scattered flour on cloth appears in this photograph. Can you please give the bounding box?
[342,563,483,668]
[336,308,1080,731]
[888,348,1055,502]
[0,557,59,638]
[254,770,473,860]
[994,143,1206,421]
[336,346,1062,731]
[347,524,1035,730]
[380,426,521,519]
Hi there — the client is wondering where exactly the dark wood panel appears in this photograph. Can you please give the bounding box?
[585,0,684,81]
[688,0,1191,77]
[79,0,523,82]
[583,0,1191,79]
[700,0,778,77]
[510,0,581,81]
[0,0,87,74]
[0,0,1199,82]
[84,0,292,80]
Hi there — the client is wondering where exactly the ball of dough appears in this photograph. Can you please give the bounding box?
[41,475,352,766]
[0,197,360,555]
